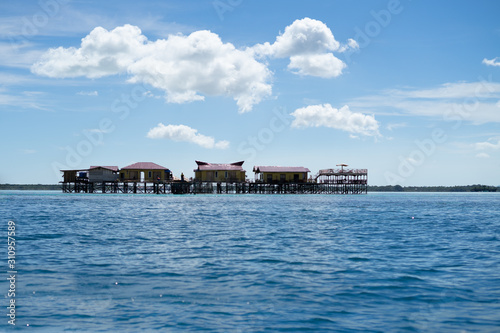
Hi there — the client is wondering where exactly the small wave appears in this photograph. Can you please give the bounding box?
[348,257,370,262]
[394,275,425,282]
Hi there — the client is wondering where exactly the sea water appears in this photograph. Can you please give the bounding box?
[0,191,499,332]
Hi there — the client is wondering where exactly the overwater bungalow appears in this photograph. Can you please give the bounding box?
[119,162,172,182]
[61,168,89,183]
[253,166,310,184]
[88,166,119,182]
[193,161,246,183]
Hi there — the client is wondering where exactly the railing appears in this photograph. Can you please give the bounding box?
[318,169,368,175]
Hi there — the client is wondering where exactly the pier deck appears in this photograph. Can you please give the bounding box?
[62,179,367,195]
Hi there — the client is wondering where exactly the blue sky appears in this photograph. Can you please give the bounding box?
[1,0,500,185]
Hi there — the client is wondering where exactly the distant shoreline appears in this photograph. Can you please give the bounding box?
[368,185,498,192]
[0,184,498,192]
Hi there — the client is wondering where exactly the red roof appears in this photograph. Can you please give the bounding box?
[89,166,119,172]
[194,161,245,171]
[121,162,168,170]
[253,166,310,173]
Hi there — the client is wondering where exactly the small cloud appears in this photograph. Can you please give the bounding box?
[476,152,490,158]
[338,38,359,53]
[475,138,500,150]
[214,140,230,149]
[291,103,380,137]
[147,123,229,149]
[482,57,500,67]
[386,122,407,131]
[77,91,98,96]
[143,91,160,99]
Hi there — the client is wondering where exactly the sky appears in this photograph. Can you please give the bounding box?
[1,0,500,186]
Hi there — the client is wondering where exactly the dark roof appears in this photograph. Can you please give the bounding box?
[121,162,168,170]
[90,166,119,172]
[194,161,245,171]
[253,166,311,173]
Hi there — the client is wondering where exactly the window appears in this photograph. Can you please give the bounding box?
[148,171,152,178]
[215,171,218,179]
[225,171,228,178]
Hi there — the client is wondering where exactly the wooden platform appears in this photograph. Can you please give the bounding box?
[61,180,367,195]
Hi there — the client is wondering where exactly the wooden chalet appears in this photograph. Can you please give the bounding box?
[61,169,89,183]
[193,161,246,183]
[88,166,119,182]
[253,166,310,184]
[119,162,172,182]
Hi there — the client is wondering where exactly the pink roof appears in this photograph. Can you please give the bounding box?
[89,166,119,172]
[121,162,168,170]
[253,166,310,173]
[194,161,245,171]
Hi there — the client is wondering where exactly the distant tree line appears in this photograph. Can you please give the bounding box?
[0,184,61,191]
[368,185,498,192]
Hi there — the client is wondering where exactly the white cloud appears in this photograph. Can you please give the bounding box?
[349,81,500,124]
[77,91,98,96]
[338,38,359,53]
[476,153,490,158]
[288,53,346,78]
[0,87,46,110]
[146,123,229,149]
[257,17,340,57]
[483,57,500,67]
[386,122,407,131]
[32,19,355,111]
[475,138,500,150]
[252,18,353,78]
[32,25,147,79]
[32,25,272,113]
[0,42,44,68]
[127,30,272,112]
[291,104,380,137]
[399,81,500,99]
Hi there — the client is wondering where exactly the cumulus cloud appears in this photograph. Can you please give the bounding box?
[32,19,355,111]
[255,18,339,57]
[288,53,346,78]
[146,123,229,149]
[291,104,380,137]
[482,57,500,67]
[32,25,271,113]
[252,18,355,78]
[127,30,271,112]
[32,25,147,78]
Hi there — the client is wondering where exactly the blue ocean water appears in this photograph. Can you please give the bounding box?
[0,191,499,332]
